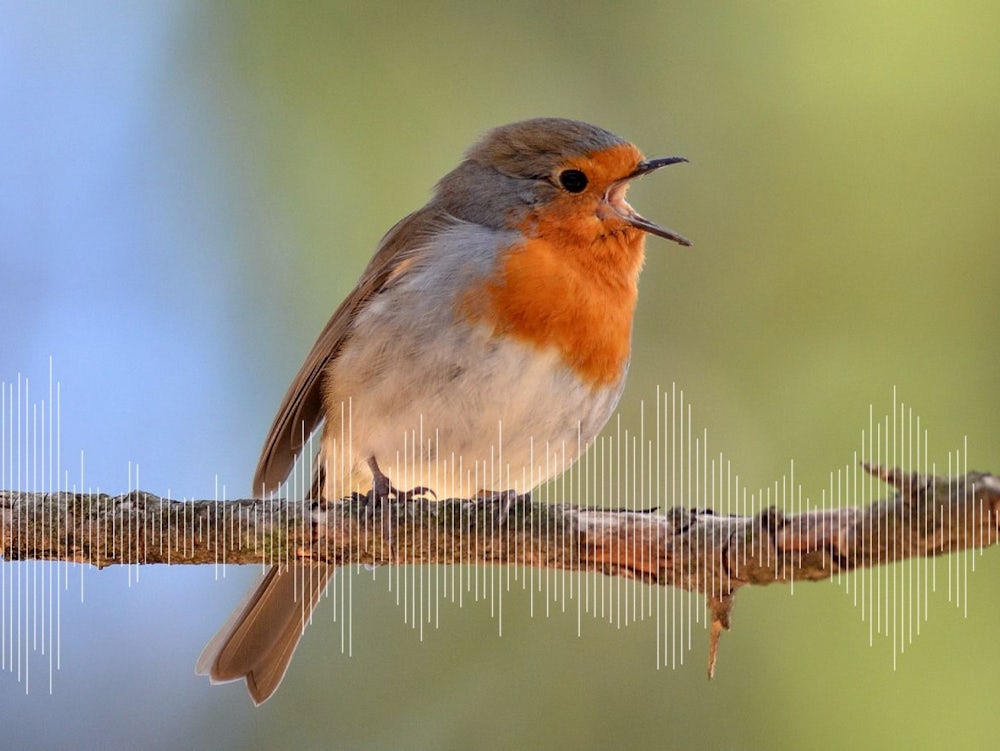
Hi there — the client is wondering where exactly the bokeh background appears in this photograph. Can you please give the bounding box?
[3,2,999,749]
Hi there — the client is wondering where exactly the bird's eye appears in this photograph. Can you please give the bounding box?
[558,169,588,193]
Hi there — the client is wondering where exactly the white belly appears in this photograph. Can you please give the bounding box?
[325,333,622,497]
[317,223,627,498]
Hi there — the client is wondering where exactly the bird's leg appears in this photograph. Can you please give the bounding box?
[367,456,393,505]
[364,456,437,549]
[364,456,395,548]
[309,453,328,503]
[365,456,435,505]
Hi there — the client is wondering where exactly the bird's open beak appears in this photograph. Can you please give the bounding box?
[606,156,691,247]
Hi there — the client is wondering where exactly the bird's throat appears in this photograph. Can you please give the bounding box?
[463,231,644,388]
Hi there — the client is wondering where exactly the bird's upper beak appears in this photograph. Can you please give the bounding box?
[605,156,691,247]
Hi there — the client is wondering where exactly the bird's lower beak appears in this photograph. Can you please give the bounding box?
[605,156,691,247]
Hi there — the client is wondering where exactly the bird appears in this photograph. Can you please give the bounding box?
[196,117,690,704]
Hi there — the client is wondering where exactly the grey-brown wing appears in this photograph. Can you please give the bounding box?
[251,205,444,495]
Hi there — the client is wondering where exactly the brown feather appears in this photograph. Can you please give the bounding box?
[251,204,448,495]
[195,563,331,705]
[231,202,457,705]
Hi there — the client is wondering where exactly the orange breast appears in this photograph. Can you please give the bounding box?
[465,219,646,388]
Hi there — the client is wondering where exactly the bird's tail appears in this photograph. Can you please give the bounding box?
[196,563,332,705]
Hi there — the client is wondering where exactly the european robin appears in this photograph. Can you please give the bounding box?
[197,117,689,703]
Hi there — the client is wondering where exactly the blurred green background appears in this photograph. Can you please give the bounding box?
[2,1,999,749]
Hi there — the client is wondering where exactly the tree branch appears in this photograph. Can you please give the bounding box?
[3,465,998,674]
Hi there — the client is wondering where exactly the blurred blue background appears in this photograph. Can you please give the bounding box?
[2,2,999,749]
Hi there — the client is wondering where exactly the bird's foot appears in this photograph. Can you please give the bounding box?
[363,457,436,550]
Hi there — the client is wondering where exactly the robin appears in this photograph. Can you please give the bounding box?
[196,117,690,703]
